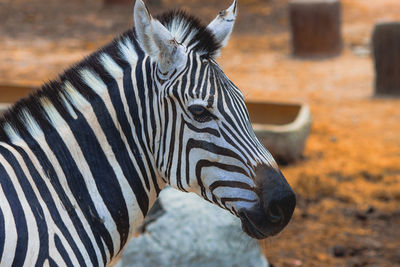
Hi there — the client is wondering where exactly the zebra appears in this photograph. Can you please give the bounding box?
[0,0,295,266]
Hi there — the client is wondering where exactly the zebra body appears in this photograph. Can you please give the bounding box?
[0,34,158,266]
[0,0,295,266]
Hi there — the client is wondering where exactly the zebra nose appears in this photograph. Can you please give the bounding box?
[258,165,296,234]
[239,165,296,239]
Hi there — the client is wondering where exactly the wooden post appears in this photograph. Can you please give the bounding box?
[289,0,342,57]
[372,22,400,97]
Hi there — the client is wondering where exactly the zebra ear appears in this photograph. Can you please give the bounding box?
[207,0,238,49]
[134,0,158,58]
[134,0,184,73]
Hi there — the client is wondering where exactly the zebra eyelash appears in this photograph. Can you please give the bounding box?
[188,104,217,123]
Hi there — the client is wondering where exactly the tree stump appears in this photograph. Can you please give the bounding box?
[289,0,342,57]
[104,0,131,5]
[372,22,400,96]
[104,0,163,6]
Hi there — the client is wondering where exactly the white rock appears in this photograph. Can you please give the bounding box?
[117,187,269,267]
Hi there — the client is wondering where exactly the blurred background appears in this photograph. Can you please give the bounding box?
[1,0,400,266]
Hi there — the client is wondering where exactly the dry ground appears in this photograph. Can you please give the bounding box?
[1,0,400,266]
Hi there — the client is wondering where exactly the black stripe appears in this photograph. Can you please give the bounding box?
[185,138,248,186]
[211,192,224,209]
[123,59,151,192]
[225,88,260,150]
[166,100,177,179]
[188,56,198,98]
[48,257,59,267]
[208,65,216,96]
[195,160,249,182]
[219,128,251,165]
[175,118,186,191]
[221,121,257,163]
[0,145,50,266]
[91,59,155,209]
[0,207,4,261]
[185,121,220,137]
[215,74,257,162]
[218,80,261,158]
[72,75,138,250]
[15,120,102,266]
[194,59,207,98]
[0,164,28,266]
[171,80,190,119]
[171,59,191,112]
[148,62,157,155]
[7,140,90,266]
[55,234,74,267]
[51,95,125,257]
[142,59,161,193]
[159,98,170,181]
[95,53,159,198]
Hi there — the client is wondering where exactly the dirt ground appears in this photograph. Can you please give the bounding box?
[1,0,400,266]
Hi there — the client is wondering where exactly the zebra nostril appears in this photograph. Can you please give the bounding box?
[267,203,283,224]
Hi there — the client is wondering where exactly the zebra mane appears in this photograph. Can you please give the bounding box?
[0,30,138,142]
[156,9,221,58]
[0,9,220,142]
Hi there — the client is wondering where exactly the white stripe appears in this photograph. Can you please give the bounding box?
[2,143,82,266]
[80,69,107,96]
[39,97,113,263]
[119,44,162,189]
[101,53,162,198]
[99,54,124,80]
[79,67,148,232]
[0,152,40,266]
[119,38,138,64]
[0,183,17,264]
[2,129,86,266]
[137,60,159,184]
[59,92,78,120]
[48,236,67,266]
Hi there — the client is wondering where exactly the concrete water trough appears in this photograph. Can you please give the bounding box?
[246,101,312,164]
[0,85,312,164]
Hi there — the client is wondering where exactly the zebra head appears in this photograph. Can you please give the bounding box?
[134,0,295,239]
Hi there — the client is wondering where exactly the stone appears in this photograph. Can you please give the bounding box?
[289,0,343,57]
[332,245,346,257]
[116,187,269,267]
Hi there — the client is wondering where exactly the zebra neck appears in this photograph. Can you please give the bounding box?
[0,31,166,263]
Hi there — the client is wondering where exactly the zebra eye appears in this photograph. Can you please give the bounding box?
[188,105,216,123]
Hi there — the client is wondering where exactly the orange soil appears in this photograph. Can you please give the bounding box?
[1,0,399,266]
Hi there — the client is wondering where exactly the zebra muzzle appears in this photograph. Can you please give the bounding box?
[238,165,296,239]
